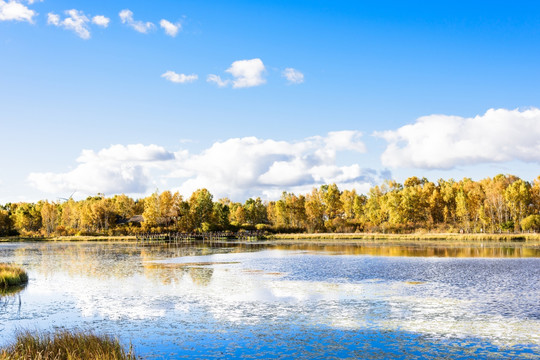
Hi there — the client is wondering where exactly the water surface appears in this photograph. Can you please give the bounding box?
[0,241,538,359]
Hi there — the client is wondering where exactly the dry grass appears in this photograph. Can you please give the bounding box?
[267,232,540,244]
[0,236,137,243]
[0,263,28,290]
[0,330,137,360]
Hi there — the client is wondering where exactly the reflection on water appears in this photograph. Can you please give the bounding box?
[272,243,540,258]
[189,267,214,286]
[0,241,539,359]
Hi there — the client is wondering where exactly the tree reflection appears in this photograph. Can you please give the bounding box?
[189,267,214,286]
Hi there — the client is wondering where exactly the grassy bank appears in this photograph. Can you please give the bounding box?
[267,232,540,244]
[0,263,28,290]
[0,235,137,242]
[0,330,137,360]
[2,233,540,245]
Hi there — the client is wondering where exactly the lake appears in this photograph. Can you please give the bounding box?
[0,241,539,359]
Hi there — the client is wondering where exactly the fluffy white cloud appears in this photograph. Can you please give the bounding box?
[119,9,154,34]
[0,0,35,23]
[47,10,91,39]
[92,15,110,27]
[282,67,304,84]
[169,131,384,200]
[29,144,175,195]
[161,71,197,83]
[226,58,266,88]
[160,19,181,37]
[208,58,266,88]
[28,133,388,200]
[376,108,540,169]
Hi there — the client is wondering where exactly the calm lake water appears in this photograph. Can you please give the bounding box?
[0,241,539,359]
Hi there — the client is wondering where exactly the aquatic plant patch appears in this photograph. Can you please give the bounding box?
[0,263,28,290]
[0,330,137,360]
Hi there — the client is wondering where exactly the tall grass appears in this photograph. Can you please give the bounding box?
[267,232,540,243]
[0,330,137,360]
[0,263,28,290]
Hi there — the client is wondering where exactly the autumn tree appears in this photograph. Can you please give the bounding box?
[11,202,42,235]
[305,188,325,232]
[41,201,58,235]
[0,209,13,236]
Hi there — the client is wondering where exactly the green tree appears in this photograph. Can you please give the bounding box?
[321,184,343,221]
[504,179,531,231]
[212,201,230,229]
[244,197,267,225]
[189,189,214,230]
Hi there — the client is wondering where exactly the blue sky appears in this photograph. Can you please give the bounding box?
[1,0,540,203]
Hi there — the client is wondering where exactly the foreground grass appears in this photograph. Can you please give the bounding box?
[0,330,137,360]
[0,263,28,290]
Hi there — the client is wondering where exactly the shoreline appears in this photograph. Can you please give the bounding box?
[0,233,539,247]
[267,232,540,242]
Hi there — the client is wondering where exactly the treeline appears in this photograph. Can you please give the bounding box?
[1,174,539,237]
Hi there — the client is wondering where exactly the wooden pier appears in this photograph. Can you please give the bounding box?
[135,231,265,246]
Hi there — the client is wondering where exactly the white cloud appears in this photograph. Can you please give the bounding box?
[169,131,382,200]
[282,68,304,84]
[226,58,266,88]
[208,58,266,88]
[92,15,110,28]
[325,130,366,153]
[47,9,91,39]
[29,144,175,195]
[77,144,175,163]
[46,12,59,25]
[28,133,387,200]
[160,19,181,37]
[0,0,36,23]
[161,71,197,84]
[206,74,229,87]
[119,9,154,34]
[376,107,540,169]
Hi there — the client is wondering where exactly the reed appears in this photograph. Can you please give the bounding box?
[0,236,137,243]
[0,330,137,360]
[267,232,540,244]
[0,263,28,290]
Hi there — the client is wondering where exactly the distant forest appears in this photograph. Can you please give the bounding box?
[1,174,540,237]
